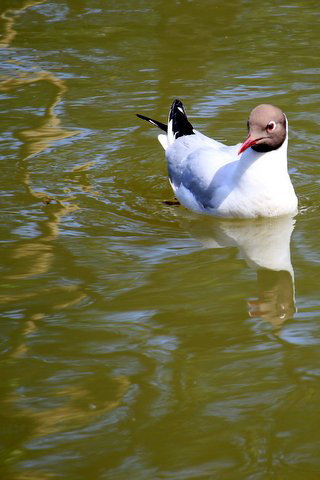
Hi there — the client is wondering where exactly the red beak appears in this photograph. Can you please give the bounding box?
[238,134,260,155]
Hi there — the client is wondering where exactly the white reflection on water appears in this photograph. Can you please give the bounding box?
[178,213,296,329]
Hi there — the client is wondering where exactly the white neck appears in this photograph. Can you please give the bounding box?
[235,133,289,182]
[230,131,297,217]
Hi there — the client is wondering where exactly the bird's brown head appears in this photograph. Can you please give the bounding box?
[239,104,287,155]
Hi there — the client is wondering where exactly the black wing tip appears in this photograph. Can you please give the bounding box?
[170,99,185,118]
[169,99,194,139]
[172,98,183,107]
[136,113,167,132]
[136,113,149,121]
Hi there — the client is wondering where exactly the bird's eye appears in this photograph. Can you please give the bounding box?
[266,121,276,131]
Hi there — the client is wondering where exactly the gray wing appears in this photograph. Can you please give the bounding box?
[167,137,239,209]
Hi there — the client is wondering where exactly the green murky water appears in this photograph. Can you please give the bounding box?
[1,1,320,479]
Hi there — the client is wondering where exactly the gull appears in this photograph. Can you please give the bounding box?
[137,100,298,218]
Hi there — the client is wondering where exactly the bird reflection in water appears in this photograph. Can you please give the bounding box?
[178,213,296,329]
[248,269,295,329]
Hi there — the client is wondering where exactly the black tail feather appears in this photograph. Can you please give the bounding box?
[169,99,194,139]
[136,99,195,140]
[136,114,167,132]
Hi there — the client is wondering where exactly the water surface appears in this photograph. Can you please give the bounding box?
[1,1,320,479]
